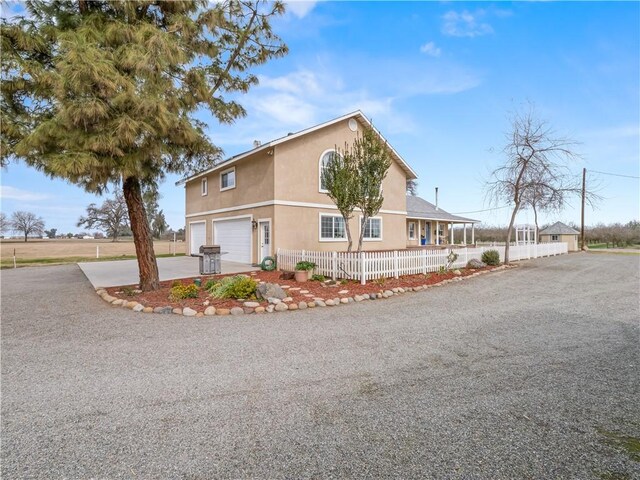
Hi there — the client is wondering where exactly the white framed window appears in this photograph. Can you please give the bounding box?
[201,177,208,196]
[319,149,339,193]
[551,234,559,241]
[361,216,382,241]
[220,167,236,191]
[408,222,416,240]
[319,213,346,241]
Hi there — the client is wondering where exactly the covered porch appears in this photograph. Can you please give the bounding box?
[405,195,480,247]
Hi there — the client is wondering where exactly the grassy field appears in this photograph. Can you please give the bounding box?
[0,238,186,268]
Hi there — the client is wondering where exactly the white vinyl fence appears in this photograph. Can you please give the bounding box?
[277,243,568,285]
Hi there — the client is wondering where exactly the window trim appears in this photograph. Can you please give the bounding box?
[319,212,348,242]
[201,177,208,196]
[408,221,416,240]
[318,149,338,193]
[220,167,236,192]
[359,215,383,242]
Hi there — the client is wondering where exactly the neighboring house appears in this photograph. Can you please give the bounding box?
[539,221,580,251]
[177,111,479,264]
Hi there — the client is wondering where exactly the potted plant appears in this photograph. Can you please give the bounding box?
[294,261,316,282]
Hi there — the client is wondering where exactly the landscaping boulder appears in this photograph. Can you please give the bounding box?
[467,258,486,269]
[256,283,287,301]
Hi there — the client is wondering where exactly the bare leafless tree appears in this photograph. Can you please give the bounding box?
[77,189,129,241]
[486,105,589,263]
[406,178,419,196]
[0,212,9,235]
[10,211,45,242]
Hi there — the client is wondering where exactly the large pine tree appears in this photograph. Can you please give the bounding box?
[1,0,287,290]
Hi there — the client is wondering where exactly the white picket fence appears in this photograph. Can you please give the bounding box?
[277,242,568,285]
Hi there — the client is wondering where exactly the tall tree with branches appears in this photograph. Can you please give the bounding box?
[352,127,392,252]
[10,211,45,242]
[77,189,129,241]
[0,212,9,236]
[1,0,287,290]
[486,105,591,263]
[321,147,358,251]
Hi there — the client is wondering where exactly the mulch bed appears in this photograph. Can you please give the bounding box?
[105,266,496,313]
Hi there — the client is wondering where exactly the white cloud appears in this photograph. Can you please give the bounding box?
[286,1,317,19]
[0,186,50,202]
[420,41,442,57]
[442,9,493,38]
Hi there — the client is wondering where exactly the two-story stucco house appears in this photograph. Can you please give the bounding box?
[177,111,478,264]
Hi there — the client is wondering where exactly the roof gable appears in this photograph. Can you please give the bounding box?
[539,221,579,235]
[176,111,417,186]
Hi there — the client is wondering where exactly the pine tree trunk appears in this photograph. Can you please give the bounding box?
[123,176,160,291]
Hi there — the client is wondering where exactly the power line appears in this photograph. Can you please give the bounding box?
[589,169,640,180]
[452,205,511,215]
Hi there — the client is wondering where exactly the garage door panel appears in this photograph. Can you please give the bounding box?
[190,222,206,256]
[213,218,251,264]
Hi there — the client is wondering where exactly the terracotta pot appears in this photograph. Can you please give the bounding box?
[294,270,309,282]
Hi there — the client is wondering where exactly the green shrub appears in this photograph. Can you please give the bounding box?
[481,249,501,266]
[170,281,199,300]
[295,261,316,271]
[310,274,325,282]
[204,279,217,291]
[208,275,257,299]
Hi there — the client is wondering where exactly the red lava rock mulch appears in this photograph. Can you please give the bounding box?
[104,266,499,313]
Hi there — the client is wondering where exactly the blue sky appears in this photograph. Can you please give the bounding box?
[1,1,638,233]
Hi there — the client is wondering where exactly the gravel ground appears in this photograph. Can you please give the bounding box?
[1,253,638,479]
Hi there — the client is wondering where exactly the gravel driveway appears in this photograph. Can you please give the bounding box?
[1,253,638,479]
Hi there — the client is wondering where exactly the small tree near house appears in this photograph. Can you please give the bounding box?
[352,127,392,252]
[321,147,358,251]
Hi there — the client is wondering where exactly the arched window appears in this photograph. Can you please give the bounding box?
[319,149,339,192]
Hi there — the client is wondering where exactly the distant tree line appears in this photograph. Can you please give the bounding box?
[455,221,639,247]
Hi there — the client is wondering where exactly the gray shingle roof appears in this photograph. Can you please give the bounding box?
[539,221,579,235]
[406,196,479,223]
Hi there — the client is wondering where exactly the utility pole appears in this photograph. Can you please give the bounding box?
[581,167,586,250]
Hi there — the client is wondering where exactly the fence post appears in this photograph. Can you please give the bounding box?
[360,252,366,285]
[96,245,99,259]
[332,251,337,281]
[393,250,399,279]
[302,249,306,262]
[422,248,427,275]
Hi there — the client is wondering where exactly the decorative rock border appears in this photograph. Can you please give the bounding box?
[94,265,515,317]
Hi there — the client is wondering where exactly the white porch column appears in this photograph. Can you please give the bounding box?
[436,221,440,245]
[472,224,475,244]
[450,223,454,244]
[463,223,467,245]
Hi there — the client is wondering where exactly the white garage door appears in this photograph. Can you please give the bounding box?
[213,218,251,264]
[190,222,206,256]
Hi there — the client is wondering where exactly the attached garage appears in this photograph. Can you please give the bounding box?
[189,221,206,256]
[213,217,252,264]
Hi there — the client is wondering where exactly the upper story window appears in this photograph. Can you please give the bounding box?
[362,216,382,241]
[319,149,339,192]
[220,167,236,191]
[201,178,208,196]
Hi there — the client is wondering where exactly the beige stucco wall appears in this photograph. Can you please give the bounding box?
[186,205,275,264]
[184,150,274,216]
[540,233,578,251]
[273,119,408,213]
[274,205,407,252]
